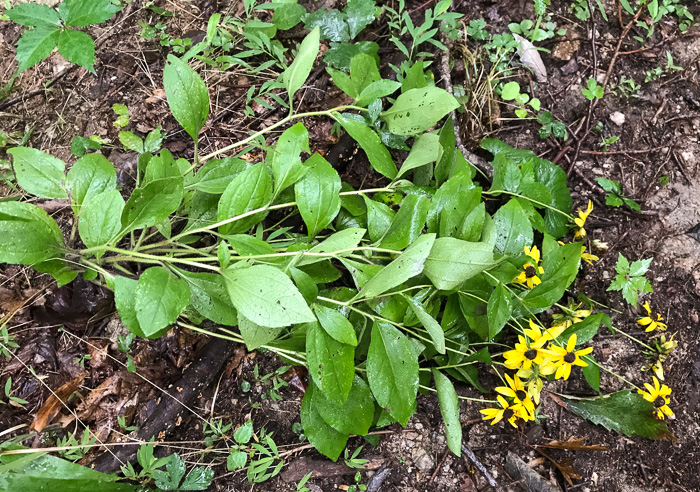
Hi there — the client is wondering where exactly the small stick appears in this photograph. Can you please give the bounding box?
[429,448,450,483]
[461,444,503,491]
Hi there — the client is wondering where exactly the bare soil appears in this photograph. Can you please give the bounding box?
[1,1,700,491]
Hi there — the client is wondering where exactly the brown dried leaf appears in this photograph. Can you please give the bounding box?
[535,448,582,487]
[31,375,85,432]
[537,436,608,451]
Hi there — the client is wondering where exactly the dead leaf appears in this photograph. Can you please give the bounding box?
[537,436,608,451]
[513,33,547,82]
[76,373,123,419]
[535,448,582,487]
[31,375,85,432]
[145,88,166,104]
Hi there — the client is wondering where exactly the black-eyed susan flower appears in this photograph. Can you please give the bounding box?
[545,334,594,380]
[503,334,548,372]
[551,303,592,330]
[637,301,667,332]
[495,374,535,419]
[573,200,593,239]
[514,245,544,288]
[638,376,674,420]
[480,395,527,427]
[581,246,599,265]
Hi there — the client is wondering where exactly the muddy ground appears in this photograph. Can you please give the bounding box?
[1,0,700,491]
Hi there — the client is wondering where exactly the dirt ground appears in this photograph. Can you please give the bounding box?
[1,0,700,491]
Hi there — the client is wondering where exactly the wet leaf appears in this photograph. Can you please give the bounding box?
[8,147,67,199]
[163,54,210,141]
[301,384,348,461]
[0,202,65,265]
[31,375,85,432]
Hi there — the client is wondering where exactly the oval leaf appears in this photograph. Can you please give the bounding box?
[9,147,67,199]
[222,265,315,328]
[433,368,462,456]
[134,267,191,338]
[381,87,459,136]
[295,154,341,238]
[163,54,210,141]
[301,383,348,461]
[66,153,117,214]
[312,375,374,436]
[0,201,64,265]
[218,162,272,234]
[423,238,494,291]
[282,26,320,100]
[306,321,355,406]
[337,116,397,179]
[78,189,125,249]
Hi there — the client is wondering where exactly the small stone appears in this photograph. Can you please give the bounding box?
[412,449,435,474]
[610,112,625,126]
[602,271,610,279]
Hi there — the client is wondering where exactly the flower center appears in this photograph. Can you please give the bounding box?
[515,390,527,401]
[524,349,538,360]
[525,265,537,278]
[503,408,514,420]
[654,397,666,408]
[563,352,576,364]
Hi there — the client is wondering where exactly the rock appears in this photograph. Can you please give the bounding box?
[411,448,435,474]
[561,58,579,76]
[610,111,625,126]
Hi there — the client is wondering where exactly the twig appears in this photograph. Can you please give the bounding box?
[438,33,492,179]
[579,146,666,155]
[429,448,450,483]
[461,444,503,491]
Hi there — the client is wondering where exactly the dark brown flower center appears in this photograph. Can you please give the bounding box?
[654,397,666,408]
[525,265,537,278]
[515,390,527,401]
[503,409,514,420]
[525,349,538,360]
[563,352,576,363]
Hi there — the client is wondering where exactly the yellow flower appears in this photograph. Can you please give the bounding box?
[544,334,594,380]
[637,301,667,332]
[638,376,673,420]
[581,246,599,265]
[514,245,545,288]
[574,200,593,238]
[480,395,528,427]
[657,333,677,354]
[503,334,548,372]
[495,374,536,419]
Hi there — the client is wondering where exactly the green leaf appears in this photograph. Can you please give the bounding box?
[15,26,60,72]
[426,172,479,237]
[0,447,135,491]
[301,384,349,461]
[396,132,440,179]
[290,267,318,304]
[560,390,672,440]
[238,315,283,350]
[58,0,120,26]
[492,198,533,256]
[379,194,429,251]
[163,54,210,140]
[296,228,366,267]
[33,259,78,287]
[78,190,125,249]
[70,136,103,157]
[304,9,349,42]
[405,295,444,354]
[312,375,374,435]
[487,283,512,339]
[118,131,143,153]
[222,265,316,328]
[180,466,214,491]
[57,29,95,73]
[560,313,610,345]
[270,1,306,30]
[114,276,144,337]
[345,0,377,38]
[143,150,180,183]
[282,26,320,100]
[432,369,461,456]
[176,270,238,325]
[500,81,520,100]
[306,321,355,405]
[327,67,358,98]
[337,116,397,179]
[582,356,600,392]
[121,177,184,234]
[357,233,436,299]
[135,267,190,338]
[8,147,66,199]
[367,321,419,426]
[65,153,117,214]
[363,196,395,242]
[424,238,494,291]
[356,79,401,107]
[6,4,61,27]
[0,202,64,265]
[315,305,357,346]
[271,122,310,195]
[381,87,459,136]
[185,157,248,193]
[349,53,380,94]
[218,162,272,234]
[227,451,247,471]
[295,154,341,238]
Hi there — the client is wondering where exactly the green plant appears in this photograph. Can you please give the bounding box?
[344,446,369,469]
[595,178,640,211]
[296,472,313,492]
[203,418,233,447]
[537,111,569,140]
[347,471,368,492]
[508,15,565,42]
[629,0,695,40]
[500,81,540,118]
[600,135,620,152]
[1,23,674,474]
[608,254,653,308]
[2,377,28,406]
[117,415,138,432]
[570,0,609,21]
[384,0,463,79]
[5,0,120,74]
[74,353,91,368]
[582,78,604,100]
[611,75,640,98]
[644,51,682,83]
[57,428,96,461]
[122,441,214,490]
